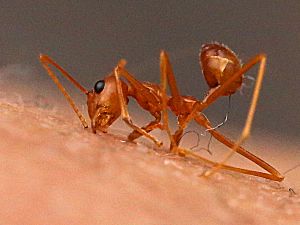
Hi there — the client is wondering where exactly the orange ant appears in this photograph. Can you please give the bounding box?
[40,43,284,182]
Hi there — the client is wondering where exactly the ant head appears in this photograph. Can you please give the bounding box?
[200,42,243,96]
[87,75,128,133]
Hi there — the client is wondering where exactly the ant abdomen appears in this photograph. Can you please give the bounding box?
[200,43,243,96]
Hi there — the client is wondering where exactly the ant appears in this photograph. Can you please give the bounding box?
[40,42,284,182]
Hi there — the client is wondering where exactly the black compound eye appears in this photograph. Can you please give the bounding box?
[94,80,105,93]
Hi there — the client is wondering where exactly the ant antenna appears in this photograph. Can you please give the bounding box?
[205,95,232,131]
[283,163,300,175]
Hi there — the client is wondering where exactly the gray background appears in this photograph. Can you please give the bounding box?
[0,1,299,141]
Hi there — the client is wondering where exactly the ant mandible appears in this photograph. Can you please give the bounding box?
[40,42,284,182]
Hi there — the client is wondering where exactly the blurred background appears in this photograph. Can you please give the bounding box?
[0,1,299,148]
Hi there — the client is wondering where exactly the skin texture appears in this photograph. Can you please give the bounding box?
[0,95,300,225]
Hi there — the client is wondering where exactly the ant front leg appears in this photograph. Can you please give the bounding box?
[114,61,163,147]
[127,112,163,142]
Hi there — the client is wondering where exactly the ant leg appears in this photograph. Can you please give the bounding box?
[204,54,267,177]
[160,51,185,152]
[193,114,284,181]
[171,115,191,152]
[127,112,163,142]
[178,54,269,137]
[114,62,163,147]
[160,51,283,180]
[39,54,88,128]
[177,146,283,181]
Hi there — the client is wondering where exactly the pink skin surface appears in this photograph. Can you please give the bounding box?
[0,65,300,224]
[0,92,300,225]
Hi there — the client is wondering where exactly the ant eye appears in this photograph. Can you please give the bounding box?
[94,80,105,93]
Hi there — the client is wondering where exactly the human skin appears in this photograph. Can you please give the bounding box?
[0,99,300,225]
